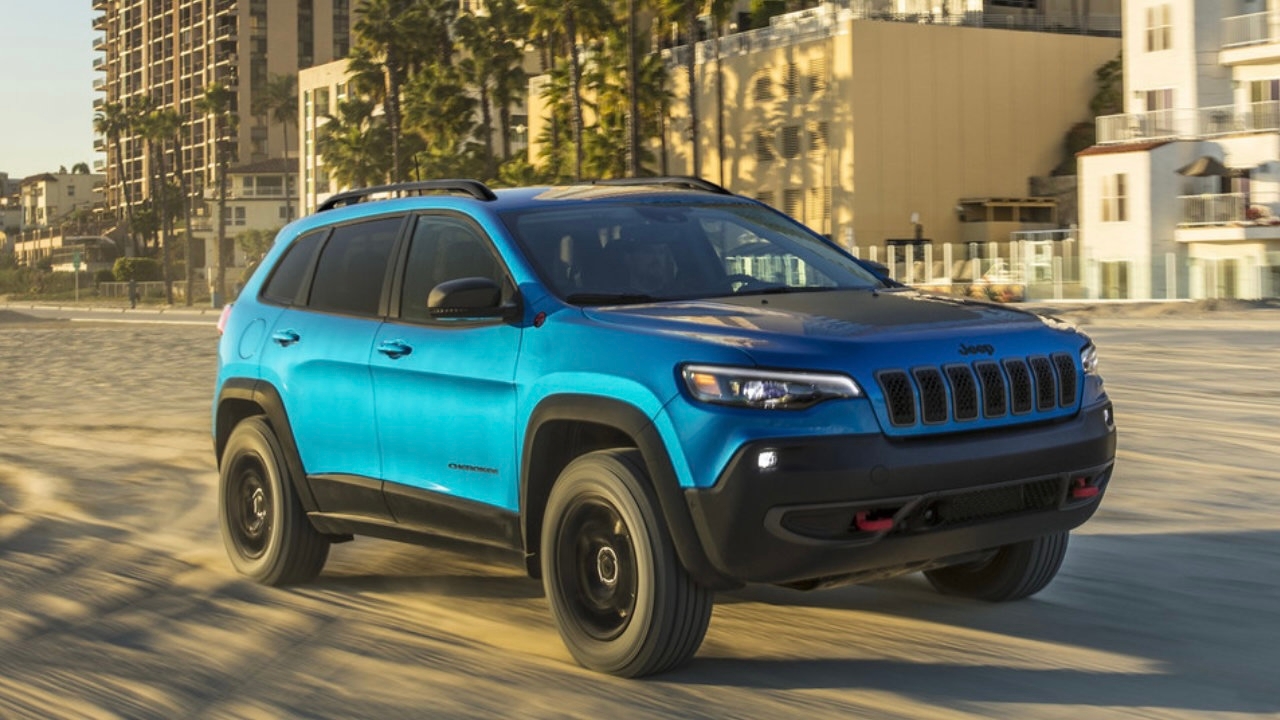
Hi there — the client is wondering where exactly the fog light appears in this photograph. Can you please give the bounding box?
[757,450,778,471]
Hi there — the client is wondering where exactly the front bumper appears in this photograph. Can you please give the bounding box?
[682,401,1116,586]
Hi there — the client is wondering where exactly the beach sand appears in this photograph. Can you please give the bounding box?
[0,306,1277,718]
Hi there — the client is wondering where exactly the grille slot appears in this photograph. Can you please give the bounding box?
[974,361,1007,418]
[1003,358,1034,414]
[1052,352,1078,406]
[944,365,979,421]
[912,367,948,424]
[1029,356,1057,411]
[876,370,916,426]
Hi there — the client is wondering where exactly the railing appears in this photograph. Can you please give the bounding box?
[1179,193,1246,226]
[665,3,1120,66]
[1222,10,1280,48]
[1097,102,1280,144]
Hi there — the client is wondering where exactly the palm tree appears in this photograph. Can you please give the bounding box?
[94,102,140,256]
[317,97,393,190]
[402,62,480,178]
[139,107,181,304]
[198,82,237,305]
[527,0,611,180]
[252,73,298,221]
[354,0,423,183]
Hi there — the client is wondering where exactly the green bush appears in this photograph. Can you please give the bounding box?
[94,268,116,284]
[113,256,161,281]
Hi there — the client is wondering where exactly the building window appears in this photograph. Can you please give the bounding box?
[784,63,800,98]
[753,74,772,102]
[808,57,826,94]
[808,121,828,152]
[1250,80,1280,128]
[784,189,804,221]
[780,125,801,159]
[754,130,774,162]
[224,206,247,226]
[755,191,775,209]
[1101,174,1127,222]
[1145,4,1172,52]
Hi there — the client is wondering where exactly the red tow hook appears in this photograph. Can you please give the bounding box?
[1070,477,1100,499]
[854,511,894,532]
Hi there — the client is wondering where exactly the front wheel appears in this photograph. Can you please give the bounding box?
[924,531,1068,602]
[218,416,329,585]
[541,449,713,677]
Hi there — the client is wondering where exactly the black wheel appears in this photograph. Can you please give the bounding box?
[924,531,1069,602]
[218,416,329,585]
[541,449,713,677]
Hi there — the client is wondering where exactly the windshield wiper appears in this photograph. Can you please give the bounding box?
[734,285,830,297]
[565,292,660,306]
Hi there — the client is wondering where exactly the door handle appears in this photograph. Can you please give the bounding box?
[376,340,413,359]
[271,329,300,346]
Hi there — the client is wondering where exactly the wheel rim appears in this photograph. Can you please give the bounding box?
[226,452,273,559]
[555,494,638,641]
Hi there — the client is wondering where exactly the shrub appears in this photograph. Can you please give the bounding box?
[94,269,116,284]
[113,256,161,281]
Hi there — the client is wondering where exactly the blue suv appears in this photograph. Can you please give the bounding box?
[213,178,1116,677]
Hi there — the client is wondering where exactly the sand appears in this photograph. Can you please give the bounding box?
[0,306,1277,718]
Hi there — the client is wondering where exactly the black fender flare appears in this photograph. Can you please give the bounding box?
[215,378,319,512]
[521,394,741,591]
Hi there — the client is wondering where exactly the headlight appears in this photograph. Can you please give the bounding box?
[1081,344,1099,375]
[681,364,862,410]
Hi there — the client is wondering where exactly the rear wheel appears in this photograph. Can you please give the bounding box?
[541,449,713,677]
[219,416,329,585]
[924,531,1068,602]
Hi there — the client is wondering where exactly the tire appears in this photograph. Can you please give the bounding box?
[924,531,1068,602]
[541,449,713,677]
[218,415,329,586]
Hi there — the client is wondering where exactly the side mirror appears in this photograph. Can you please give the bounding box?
[427,277,505,319]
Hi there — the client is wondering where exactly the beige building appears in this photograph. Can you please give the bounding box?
[19,173,105,229]
[642,9,1120,266]
[298,60,352,215]
[92,0,356,227]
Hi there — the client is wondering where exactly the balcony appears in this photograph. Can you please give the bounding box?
[1221,11,1280,64]
[93,77,106,91]
[1180,193,1246,226]
[93,14,107,31]
[93,34,107,51]
[1096,103,1280,144]
[93,56,107,71]
[93,96,105,110]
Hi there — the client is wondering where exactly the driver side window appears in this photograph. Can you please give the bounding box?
[400,215,509,323]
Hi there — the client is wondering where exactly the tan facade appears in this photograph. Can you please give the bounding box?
[645,16,1119,256]
[93,0,356,221]
[19,173,106,229]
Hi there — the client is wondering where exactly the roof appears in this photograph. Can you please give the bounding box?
[1076,141,1173,157]
[228,158,297,175]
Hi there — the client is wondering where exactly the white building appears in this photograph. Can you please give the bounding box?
[1081,0,1280,299]
[199,158,297,279]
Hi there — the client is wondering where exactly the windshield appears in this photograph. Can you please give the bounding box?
[500,201,882,304]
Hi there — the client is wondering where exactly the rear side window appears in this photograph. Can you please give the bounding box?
[262,231,322,305]
[307,216,401,316]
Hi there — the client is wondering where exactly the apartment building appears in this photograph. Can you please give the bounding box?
[589,5,1119,281]
[19,173,105,229]
[92,0,357,239]
[1080,0,1280,299]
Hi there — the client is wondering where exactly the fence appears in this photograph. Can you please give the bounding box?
[852,231,1082,301]
[98,281,205,302]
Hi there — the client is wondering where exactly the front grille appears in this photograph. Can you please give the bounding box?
[929,477,1064,528]
[876,353,1079,430]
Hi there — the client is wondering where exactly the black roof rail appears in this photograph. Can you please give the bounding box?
[318,179,497,212]
[584,176,734,196]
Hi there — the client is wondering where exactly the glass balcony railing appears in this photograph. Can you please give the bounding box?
[1222,11,1280,48]
[1097,102,1280,144]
